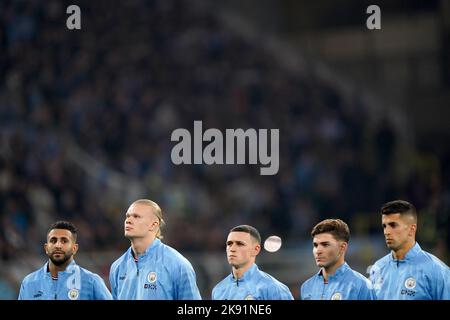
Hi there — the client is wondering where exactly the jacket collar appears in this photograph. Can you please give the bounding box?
[129,238,161,261]
[230,263,259,283]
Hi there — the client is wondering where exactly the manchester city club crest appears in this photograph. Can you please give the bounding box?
[147,271,157,283]
[68,288,79,300]
[331,292,342,300]
[404,277,416,289]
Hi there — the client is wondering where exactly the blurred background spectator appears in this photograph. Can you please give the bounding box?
[1,0,449,299]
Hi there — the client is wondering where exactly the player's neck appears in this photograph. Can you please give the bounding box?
[322,260,345,282]
[48,258,73,278]
[232,262,254,280]
[392,240,415,260]
[131,235,156,257]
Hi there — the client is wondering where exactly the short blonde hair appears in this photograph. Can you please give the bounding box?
[132,199,166,239]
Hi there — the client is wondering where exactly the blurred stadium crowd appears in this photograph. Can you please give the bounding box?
[1,0,449,298]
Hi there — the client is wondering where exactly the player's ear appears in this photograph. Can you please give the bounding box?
[44,243,48,254]
[149,220,159,231]
[339,242,347,256]
[409,223,417,236]
[72,243,79,256]
[254,243,261,256]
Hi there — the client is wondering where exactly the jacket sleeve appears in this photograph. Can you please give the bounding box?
[432,264,450,300]
[358,278,376,300]
[267,282,294,300]
[175,261,202,300]
[93,274,113,300]
[18,281,27,300]
[109,264,118,300]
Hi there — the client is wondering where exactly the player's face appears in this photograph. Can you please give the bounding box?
[312,233,344,269]
[382,213,415,251]
[44,229,78,266]
[226,232,260,269]
[124,203,159,239]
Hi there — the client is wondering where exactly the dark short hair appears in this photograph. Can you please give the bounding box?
[230,225,261,244]
[311,219,350,243]
[47,221,78,242]
[381,200,417,221]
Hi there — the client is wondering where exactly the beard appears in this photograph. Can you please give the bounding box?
[317,256,339,269]
[386,239,400,251]
[49,252,72,266]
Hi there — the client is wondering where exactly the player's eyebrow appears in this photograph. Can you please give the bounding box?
[227,240,246,246]
[126,212,141,218]
[382,221,398,228]
[49,236,70,242]
[313,241,330,246]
